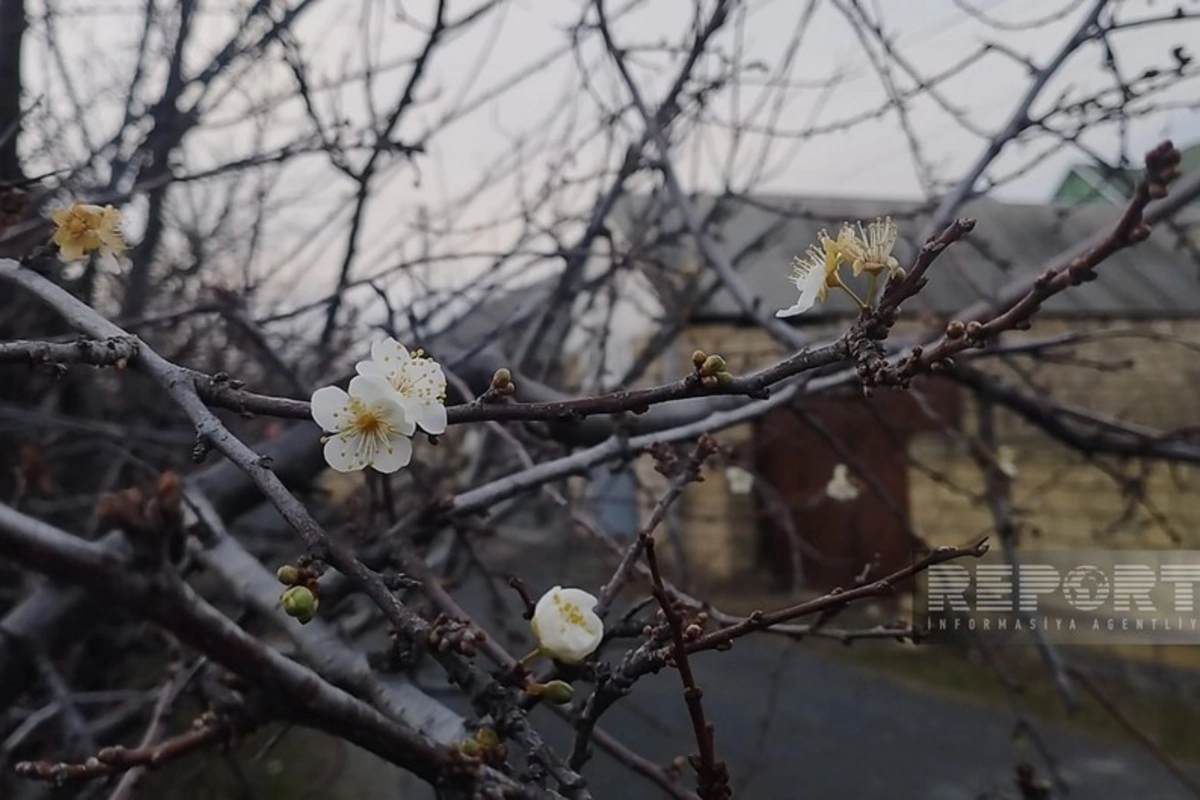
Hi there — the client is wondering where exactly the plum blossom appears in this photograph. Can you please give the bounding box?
[310,375,416,473]
[51,202,126,266]
[531,585,604,664]
[356,337,448,435]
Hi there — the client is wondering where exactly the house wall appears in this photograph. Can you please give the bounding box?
[633,317,1200,586]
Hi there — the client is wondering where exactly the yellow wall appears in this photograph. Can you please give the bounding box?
[632,318,1200,584]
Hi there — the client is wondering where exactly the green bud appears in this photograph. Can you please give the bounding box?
[491,368,512,389]
[475,727,500,749]
[715,371,735,386]
[701,354,726,376]
[691,349,708,369]
[276,564,301,586]
[539,680,575,705]
[459,737,483,757]
[281,585,318,624]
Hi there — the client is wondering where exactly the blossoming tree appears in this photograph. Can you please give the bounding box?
[1,2,1200,799]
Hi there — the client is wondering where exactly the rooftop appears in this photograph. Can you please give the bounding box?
[611,192,1200,321]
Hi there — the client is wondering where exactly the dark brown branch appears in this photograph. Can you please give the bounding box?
[687,538,991,654]
[644,536,730,800]
[15,709,254,784]
[596,436,718,617]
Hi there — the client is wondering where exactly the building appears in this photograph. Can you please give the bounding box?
[1053,141,1200,208]
[610,189,1200,592]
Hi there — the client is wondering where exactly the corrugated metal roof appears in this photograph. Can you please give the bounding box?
[610,192,1200,320]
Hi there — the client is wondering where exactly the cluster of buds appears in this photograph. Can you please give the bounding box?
[427,614,486,656]
[456,726,507,767]
[276,562,323,624]
[691,349,734,388]
[943,318,989,346]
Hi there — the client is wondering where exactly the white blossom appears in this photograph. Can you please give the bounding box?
[725,466,755,495]
[356,337,448,434]
[311,375,415,473]
[777,245,833,318]
[825,463,860,502]
[531,585,603,664]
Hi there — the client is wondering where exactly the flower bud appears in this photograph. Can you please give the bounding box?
[475,727,500,749]
[276,565,301,586]
[715,371,734,386]
[691,349,708,369]
[491,368,513,390]
[539,680,575,705]
[459,737,483,757]
[281,585,318,624]
[701,354,726,376]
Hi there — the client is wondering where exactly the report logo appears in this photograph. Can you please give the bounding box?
[914,550,1200,644]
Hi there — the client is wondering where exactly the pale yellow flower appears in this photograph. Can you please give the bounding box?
[843,217,900,277]
[777,230,846,318]
[51,202,126,264]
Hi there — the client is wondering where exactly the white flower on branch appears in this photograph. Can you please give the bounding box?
[531,585,604,664]
[825,463,860,502]
[356,337,449,435]
[777,227,865,317]
[310,375,416,473]
[843,216,901,278]
[777,239,835,318]
[725,465,754,495]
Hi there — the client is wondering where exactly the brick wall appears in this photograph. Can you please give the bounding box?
[911,317,1200,551]
[633,317,1200,585]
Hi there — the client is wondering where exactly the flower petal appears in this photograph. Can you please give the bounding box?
[57,242,85,263]
[310,385,351,432]
[775,300,812,318]
[98,250,122,274]
[380,395,417,437]
[370,434,412,473]
[355,359,387,379]
[324,432,370,472]
[348,374,400,405]
[370,337,411,367]
[416,401,447,435]
[533,585,563,620]
[554,587,599,612]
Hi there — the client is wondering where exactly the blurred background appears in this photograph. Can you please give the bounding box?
[3,0,1200,798]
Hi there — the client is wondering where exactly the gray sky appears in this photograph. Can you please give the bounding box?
[20,0,1200,308]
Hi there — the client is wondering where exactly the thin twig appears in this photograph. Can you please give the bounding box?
[644,535,730,800]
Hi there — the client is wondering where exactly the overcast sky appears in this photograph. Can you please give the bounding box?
[20,0,1200,308]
